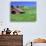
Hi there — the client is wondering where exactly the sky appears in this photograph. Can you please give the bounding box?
[11,2,36,7]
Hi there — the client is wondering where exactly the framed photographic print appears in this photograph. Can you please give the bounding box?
[10,1,36,22]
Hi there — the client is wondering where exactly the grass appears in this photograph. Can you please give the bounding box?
[10,6,36,22]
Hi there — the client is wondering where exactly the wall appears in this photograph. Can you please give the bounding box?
[0,0,46,46]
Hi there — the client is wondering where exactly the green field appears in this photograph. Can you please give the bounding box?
[10,6,36,22]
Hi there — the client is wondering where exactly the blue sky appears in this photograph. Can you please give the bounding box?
[11,2,36,7]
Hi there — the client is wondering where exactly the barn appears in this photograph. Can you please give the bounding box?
[11,5,24,14]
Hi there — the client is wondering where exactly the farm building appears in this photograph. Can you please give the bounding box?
[11,5,24,14]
